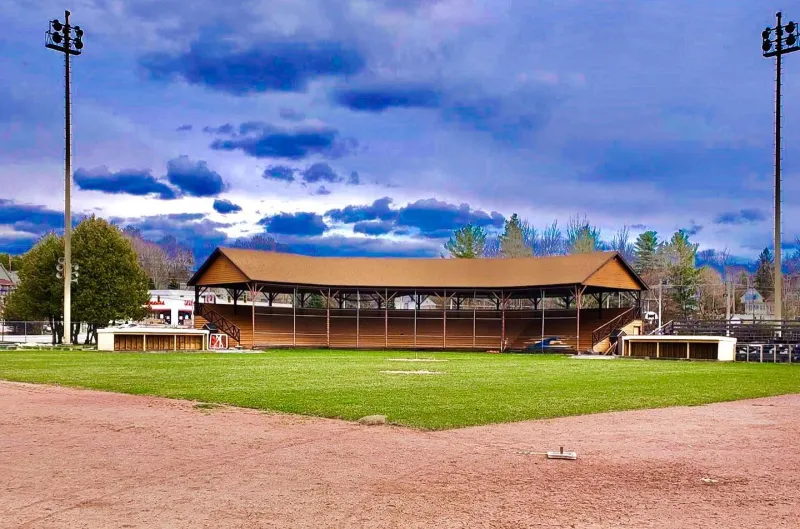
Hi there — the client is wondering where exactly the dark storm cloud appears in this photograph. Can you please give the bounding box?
[210,123,356,160]
[74,167,178,200]
[263,165,297,182]
[258,212,329,236]
[165,156,226,197]
[142,40,366,95]
[325,197,397,224]
[213,199,242,214]
[331,85,442,112]
[714,208,767,225]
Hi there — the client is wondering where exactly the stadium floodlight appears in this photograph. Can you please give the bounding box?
[46,10,85,343]
[761,12,799,321]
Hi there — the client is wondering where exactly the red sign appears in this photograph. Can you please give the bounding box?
[184,300,194,307]
[148,300,165,306]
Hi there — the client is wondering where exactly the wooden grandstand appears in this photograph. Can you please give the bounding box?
[188,248,648,352]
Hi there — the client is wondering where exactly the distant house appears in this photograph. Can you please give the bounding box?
[732,287,773,321]
[0,264,18,302]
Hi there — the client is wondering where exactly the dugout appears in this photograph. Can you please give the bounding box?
[621,335,736,361]
[97,326,209,352]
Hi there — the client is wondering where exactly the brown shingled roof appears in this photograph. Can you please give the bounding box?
[189,248,646,291]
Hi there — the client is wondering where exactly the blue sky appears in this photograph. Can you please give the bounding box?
[1,0,798,263]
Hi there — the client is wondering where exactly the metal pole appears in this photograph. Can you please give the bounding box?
[63,10,73,345]
[775,12,784,322]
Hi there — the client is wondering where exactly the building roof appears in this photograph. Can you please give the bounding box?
[0,264,16,287]
[189,247,647,292]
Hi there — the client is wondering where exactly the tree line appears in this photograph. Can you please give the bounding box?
[444,214,797,322]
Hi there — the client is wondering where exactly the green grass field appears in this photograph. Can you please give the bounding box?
[0,349,798,429]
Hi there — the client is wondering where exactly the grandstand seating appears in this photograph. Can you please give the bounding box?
[196,303,630,352]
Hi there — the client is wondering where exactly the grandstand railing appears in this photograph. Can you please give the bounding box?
[590,307,639,347]
[664,319,800,344]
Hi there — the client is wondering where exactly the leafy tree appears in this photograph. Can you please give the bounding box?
[72,217,150,344]
[754,247,774,300]
[499,214,533,258]
[0,253,24,272]
[3,234,65,343]
[633,231,659,273]
[665,230,701,317]
[445,224,487,258]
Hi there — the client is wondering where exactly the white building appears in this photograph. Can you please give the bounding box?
[731,287,774,322]
[147,290,198,327]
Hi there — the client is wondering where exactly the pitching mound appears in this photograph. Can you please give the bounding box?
[1,381,798,528]
[386,358,449,362]
[380,370,445,375]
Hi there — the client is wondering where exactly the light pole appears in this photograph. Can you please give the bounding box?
[762,12,799,321]
[46,11,84,344]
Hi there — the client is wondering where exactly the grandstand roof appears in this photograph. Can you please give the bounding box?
[189,248,647,293]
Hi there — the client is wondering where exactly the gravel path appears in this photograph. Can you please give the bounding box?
[1,381,798,528]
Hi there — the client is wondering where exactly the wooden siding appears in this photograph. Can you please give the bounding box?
[195,254,248,285]
[584,257,641,291]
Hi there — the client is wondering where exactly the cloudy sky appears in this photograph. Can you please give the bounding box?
[1,0,797,263]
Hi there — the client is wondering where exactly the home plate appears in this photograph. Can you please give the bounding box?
[380,370,446,375]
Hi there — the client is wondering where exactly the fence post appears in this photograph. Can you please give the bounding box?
[24,322,27,342]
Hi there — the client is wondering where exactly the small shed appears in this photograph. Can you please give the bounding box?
[97,326,209,352]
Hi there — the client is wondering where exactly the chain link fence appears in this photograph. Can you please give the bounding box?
[0,321,56,344]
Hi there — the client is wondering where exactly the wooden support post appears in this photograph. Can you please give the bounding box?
[251,283,256,350]
[326,288,331,348]
[194,285,200,316]
[384,289,389,349]
[656,341,660,359]
[413,289,417,348]
[293,286,297,348]
[541,288,545,348]
[233,288,238,314]
[472,290,476,349]
[500,290,506,352]
[174,334,177,351]
[142,334,147,351]
[686,341,691,360]
[575,286,585,352]
[443,289,447,349]
[356,290,360,348]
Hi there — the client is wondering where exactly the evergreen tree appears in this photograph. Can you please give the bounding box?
[666,230,701,317]
[754,247,774,300]
[499,214,533,258]
[566,215,602,253]
[444,224,487,258]
[634,231,659,273]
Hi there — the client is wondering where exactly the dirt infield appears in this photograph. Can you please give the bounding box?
[1,382,798,528]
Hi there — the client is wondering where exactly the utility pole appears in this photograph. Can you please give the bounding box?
[46,11,84,344]
[763,12,799,321]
